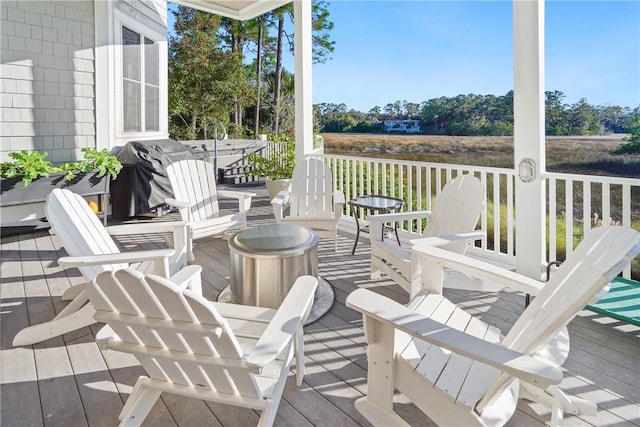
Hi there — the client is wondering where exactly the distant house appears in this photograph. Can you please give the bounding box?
[1,0,169,163]
[383,119,421,133]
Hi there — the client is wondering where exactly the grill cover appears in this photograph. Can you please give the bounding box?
[110,139,207,217]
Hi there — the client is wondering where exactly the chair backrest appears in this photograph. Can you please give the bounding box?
[166,159,220,222]
[288,157,334,219]
[45,188,127,281]
[88,268,264,399]
[475,226,639,412]
[424,174,485,253]
[505,226,640,354]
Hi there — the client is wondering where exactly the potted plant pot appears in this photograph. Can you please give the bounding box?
[265,177,292,199]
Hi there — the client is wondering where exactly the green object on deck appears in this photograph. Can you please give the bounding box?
[586,277,640,327]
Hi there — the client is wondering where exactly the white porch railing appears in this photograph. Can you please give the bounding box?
[318,154,640,279]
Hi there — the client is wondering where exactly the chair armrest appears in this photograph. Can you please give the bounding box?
[346,288,562,389]
[368,210,432,242]
[368,210,432,224]
[106,220,187,236]
[411,241,544,296]
[164,198,193,210]
[168,265,203,295]
[58,248,175,278]
[333,190,345,205]
[409,231,485,249]
[245,276,318,369]
[271,189,291,222]
[218,190,256,213]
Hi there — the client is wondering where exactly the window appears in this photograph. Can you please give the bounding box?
[122,26,160,133]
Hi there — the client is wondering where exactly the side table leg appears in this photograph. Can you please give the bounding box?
[394,222,401,246]
[351,205,360,255]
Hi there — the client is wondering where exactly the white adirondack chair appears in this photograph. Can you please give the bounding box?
[165,159,256,260]
[87,267,318,427]
[12,188,200,347]
[370,174,488,299]
[271,157,345,251]
[347,226,640,427]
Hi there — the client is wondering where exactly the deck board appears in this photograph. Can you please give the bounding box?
[1,184,639,427]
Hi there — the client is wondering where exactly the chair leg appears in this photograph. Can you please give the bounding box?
[53,289,90,319]
[257,401,277,427]
[295,328,305,386]
[12,302,96,346]
[119,378,162,427]
[61,283,86,301]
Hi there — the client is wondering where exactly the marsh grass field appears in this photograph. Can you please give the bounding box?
[323,133,640,178]
[323,133,640,278]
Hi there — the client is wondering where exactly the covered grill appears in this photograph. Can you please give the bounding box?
[110,139,207,218]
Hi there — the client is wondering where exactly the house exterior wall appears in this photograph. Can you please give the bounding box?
[0,0,168,163]
[0,0,95,163]
[117,0,166,35]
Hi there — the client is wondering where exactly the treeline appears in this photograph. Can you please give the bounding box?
[168,4,334,141]
[315,91,639,136]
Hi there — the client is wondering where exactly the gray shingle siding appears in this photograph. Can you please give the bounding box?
[0,0,95,163]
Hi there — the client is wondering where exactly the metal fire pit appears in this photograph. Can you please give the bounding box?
[228,224,319,309]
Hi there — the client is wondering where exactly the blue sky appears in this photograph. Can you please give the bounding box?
[169,1,640,111]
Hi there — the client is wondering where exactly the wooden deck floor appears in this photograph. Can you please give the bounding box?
[1,185,639,426]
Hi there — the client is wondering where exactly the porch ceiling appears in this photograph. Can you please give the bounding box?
[171,0,292,20]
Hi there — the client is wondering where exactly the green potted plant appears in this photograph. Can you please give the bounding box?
[245,133,296,199]
[0,148,122,206]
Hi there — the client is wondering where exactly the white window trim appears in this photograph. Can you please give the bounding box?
[113,9,168,140]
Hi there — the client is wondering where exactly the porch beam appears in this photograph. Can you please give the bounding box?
[513,0,546,280]
[294,0,313,162]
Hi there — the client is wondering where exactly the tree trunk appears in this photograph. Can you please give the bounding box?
[273,15,284,134]
[230,23,244,136]
[254,17,263,138]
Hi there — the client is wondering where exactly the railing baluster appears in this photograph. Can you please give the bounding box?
[548,177,557,263]
[493,171,500,254]
[602,182,611,226]
[565,178,574,254]
[583,180,591,235]
[506,173,514,258]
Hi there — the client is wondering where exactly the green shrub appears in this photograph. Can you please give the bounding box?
[0,148,122,188]
[245,133,295,179]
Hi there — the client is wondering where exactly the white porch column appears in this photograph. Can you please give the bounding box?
[294,0,313,163]
[94,1,115,151]
[513,0,546,280]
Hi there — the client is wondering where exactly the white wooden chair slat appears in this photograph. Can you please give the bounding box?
[272,158,344,250]
[436,315,494,402]
[136,354,174,383]
[88,268,318,426]
[348,226,640,426]
[414,295,463,383]
[166,159,254,260]
[398,293,441,365]
[202,365,247,395]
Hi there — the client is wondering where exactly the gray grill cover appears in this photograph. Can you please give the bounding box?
[110,139,207,217]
